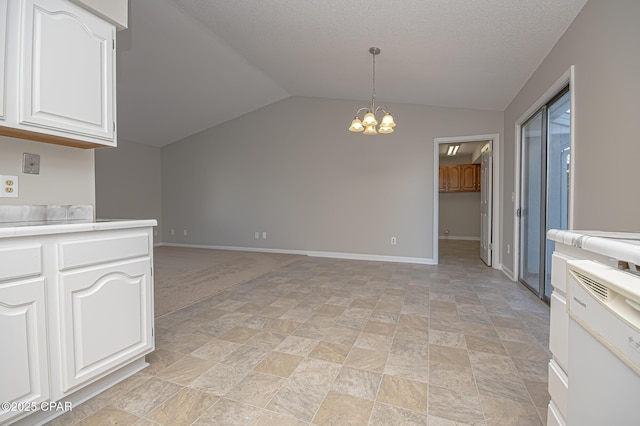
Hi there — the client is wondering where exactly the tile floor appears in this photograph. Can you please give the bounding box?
[49,240,551,425]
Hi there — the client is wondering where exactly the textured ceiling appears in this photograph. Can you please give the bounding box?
[117,0,588,147]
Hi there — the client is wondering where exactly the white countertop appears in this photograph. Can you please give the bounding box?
[0,219,157,238]
[548,229,640,265]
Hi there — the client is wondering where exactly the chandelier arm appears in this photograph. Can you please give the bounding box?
[355,107,369,117]
[375,105,391,114]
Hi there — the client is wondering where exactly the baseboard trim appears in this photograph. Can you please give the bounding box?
[156,243,436,265]
[438,236,481,241]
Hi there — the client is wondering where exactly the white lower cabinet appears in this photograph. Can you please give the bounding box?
[0,277,49,425]
[54,259,152,396]
[0,225,154,424]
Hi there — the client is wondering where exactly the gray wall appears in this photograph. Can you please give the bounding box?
[95,138,162,238]
[502,0,640,273]
[0,136,95,207]
[162,96,502,260]
[439,155,481,239]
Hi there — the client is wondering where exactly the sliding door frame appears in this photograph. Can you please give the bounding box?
[513,66,575,288]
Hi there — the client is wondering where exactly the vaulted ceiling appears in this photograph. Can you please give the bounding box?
[117,0,588,147]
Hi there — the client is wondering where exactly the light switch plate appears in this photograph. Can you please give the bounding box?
[0,175,18,198]
[23,153,40,174]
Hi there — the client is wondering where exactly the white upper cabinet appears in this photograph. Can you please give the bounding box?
[0,0,7,121]
[0,0,117,148]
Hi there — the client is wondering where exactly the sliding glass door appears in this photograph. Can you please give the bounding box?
[519,87,570,300]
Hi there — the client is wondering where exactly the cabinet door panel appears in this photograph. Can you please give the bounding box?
[460,164,477,192]
[20,0,114,142]
[57,259,152,393]
[0,277,49,423]
[446,166,461,192]
[0,0,7,121]
[438,167,446,192]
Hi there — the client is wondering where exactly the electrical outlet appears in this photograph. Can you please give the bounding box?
[0,175,18,198]
[507,244,511,254]
[255,232,260,239]
[262,232,267,239]
[183,229,187,236]
[391,236,397,245]
[170,229,175,236]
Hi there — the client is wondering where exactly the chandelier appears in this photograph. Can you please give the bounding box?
[348,47,396,135]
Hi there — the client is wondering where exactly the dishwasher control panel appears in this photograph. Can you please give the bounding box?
[567,260,640,375]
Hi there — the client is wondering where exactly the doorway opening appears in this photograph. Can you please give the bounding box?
[433,134,501,268]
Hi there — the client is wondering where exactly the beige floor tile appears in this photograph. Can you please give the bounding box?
[502,340,550,362]
[189,338,240,361]
[217,326,261,343]
[429,345,471,367]
[369,402,428,425]
[251,411,308,426]
[474,368,532,403]
[363,320,397,337]
[144,349,186,376]
[428,385,484,425]
[481,396,542,426]
[313,391,374,425]
[76,406,142,425]
[354,332,394,351]
[246,331,287,350]
[156,355,217,385]
[220,345,270,369]
[192,398,263,425]
[464,335,507,356]
[225,371,284,407]
[275,335,319,356]
[429,330,467,349]
[376,374,428,412]
[266,318,302,335]
[344,346,388,373]
[189,364,249,396]
[309,341,351,364]
[289,357,342,388]
[331,366,382,400]
[145,387,218,426]
[113,377,182,417]
[253,351,304,377]
[429,361,477,394]
[267,380,328,422]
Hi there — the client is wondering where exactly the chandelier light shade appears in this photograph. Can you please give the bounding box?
[348,47,396,135]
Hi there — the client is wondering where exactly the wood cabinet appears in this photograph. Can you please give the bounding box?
[0,0,117,148]
[439,164,480,193]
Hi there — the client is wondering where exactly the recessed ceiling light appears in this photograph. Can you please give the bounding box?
[447,145,460,156]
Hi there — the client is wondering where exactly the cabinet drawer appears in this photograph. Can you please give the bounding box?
[551,252,574,294]
[0,245,42,282]
[549,291,568,371]
[58,233,149,270]
[548,359,568,420]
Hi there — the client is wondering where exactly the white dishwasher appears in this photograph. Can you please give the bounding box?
[566,259,640,426]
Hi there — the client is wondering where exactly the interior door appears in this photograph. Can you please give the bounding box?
[480,149,492,266]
